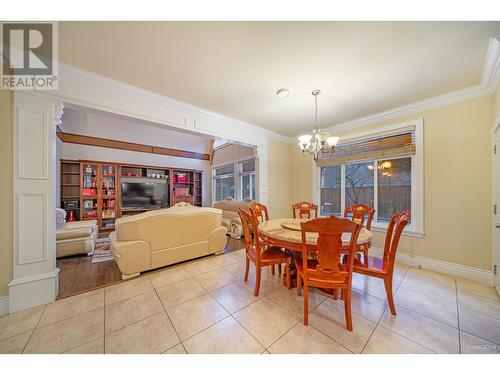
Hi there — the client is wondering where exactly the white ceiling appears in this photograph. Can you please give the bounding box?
[59,22,500,137]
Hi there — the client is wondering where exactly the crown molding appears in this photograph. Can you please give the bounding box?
[4,36,499,145]
[48,62,291,145]
[319,37,500,136]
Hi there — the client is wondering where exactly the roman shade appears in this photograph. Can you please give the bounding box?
[316,127,416,167]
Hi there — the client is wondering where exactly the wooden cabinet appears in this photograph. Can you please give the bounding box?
[80,161,120,231]
[60,159,203,230]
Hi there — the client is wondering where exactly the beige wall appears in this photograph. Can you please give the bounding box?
[290,94,494,271]
[267,139,291,219]
[495,83,500,118]
[0,90,13,297]
[212,143,255,166]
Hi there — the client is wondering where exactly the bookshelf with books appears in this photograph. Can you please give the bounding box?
[61,159,203,228]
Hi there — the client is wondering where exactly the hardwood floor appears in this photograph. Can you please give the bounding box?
[56,236,245,299]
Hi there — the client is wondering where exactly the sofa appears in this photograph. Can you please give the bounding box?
[109,203,227,279]
[56,208,98,258]
[212,198,255,238]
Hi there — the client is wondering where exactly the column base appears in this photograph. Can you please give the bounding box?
[8,268,59,313]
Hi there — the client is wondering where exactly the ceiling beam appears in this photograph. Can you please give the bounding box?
[56,128,210,161]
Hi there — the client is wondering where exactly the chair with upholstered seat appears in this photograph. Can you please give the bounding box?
[292,201,318,219]
[352,210,410,316]
[239,208,292,296]
[296,217,362,330]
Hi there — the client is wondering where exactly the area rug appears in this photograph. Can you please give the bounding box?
[91,238,113,263]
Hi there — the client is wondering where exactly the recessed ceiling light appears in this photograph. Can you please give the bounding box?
[276,88,291,98]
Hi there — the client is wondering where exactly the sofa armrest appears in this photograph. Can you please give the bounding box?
[109,232,151,277]
[209,226,228,253]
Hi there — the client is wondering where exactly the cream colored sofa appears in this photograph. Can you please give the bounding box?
[212,198,254,239]
[56,208,98,258]
[109,204,227,279]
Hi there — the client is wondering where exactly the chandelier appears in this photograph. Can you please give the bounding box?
[297,90,339,161]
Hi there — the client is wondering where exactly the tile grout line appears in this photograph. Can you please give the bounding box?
[209,285,268,353]
[359,264,440,354]
[389,269,464,331]
[151,284,186,354]
[374,268,441,354]
[21,304,48,354]
[24,305,106,354]
[455,278,462,354]
[103,289,106,354]
[308,294,382,354]
[360,304,389,354]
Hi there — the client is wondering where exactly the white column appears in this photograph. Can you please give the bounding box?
[255,144,268,205]
[8,92,62,313]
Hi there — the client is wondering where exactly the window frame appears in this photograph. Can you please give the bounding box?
[212,162,235,202]
[239,158,256,201]
[313,119,424,237]
[212,156,257,202]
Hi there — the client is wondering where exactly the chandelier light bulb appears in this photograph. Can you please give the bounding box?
[326,136,340,146]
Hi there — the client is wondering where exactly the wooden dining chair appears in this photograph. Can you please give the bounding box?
[238,208,292,296]
[249,202,282,276]
[292,201,318,219]
[344,204,375,258]
[352,210,410,316]
[250,202,270,223]
[344,204,375,229]
[296,217,362,330]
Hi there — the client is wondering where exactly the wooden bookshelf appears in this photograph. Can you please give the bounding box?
[61,159,203,229]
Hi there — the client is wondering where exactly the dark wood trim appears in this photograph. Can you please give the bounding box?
[58,130,210,161]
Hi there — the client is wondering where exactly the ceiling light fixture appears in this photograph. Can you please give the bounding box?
[276,88,291,98]
[298,89,339,161]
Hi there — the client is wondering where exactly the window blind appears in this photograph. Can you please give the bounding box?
[316,129,416,167]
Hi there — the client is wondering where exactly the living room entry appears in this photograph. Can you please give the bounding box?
[55,104,256,298]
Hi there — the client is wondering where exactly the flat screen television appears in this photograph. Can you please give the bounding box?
[121,178,168,209]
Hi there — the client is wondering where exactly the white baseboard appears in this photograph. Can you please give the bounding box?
[369,247,493,286]
[8,268,59,313]
[0,296,9,316]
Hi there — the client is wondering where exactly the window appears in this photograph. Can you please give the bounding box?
[377,158,411,222]
[319,157,412,226]
[212,158,257,202]
[315,120,423,235]
[320,165,341,216]
[240,159,256,200]
[213,163,235,201]
[345,161,374,208]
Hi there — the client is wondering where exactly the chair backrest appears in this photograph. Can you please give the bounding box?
[238,208,262,262]
[292,201,318,219]
[382,210,410,270]
[344,204,375,229]
[250,202,270,223]
[300,217,362,285]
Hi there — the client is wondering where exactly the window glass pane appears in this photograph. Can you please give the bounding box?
[241,159,255,173]
[320,165,341,216]
[214,177,234,201]
[345,162,374,208]
[215,164,234,176]
[377,158,411,222]
[251,173,256,200]
[241,173,256,200]
[242,174,250,200]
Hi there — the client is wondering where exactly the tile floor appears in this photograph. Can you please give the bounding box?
[1,248,499,354]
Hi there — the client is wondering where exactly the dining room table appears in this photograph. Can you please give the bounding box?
[258,217,373,287]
